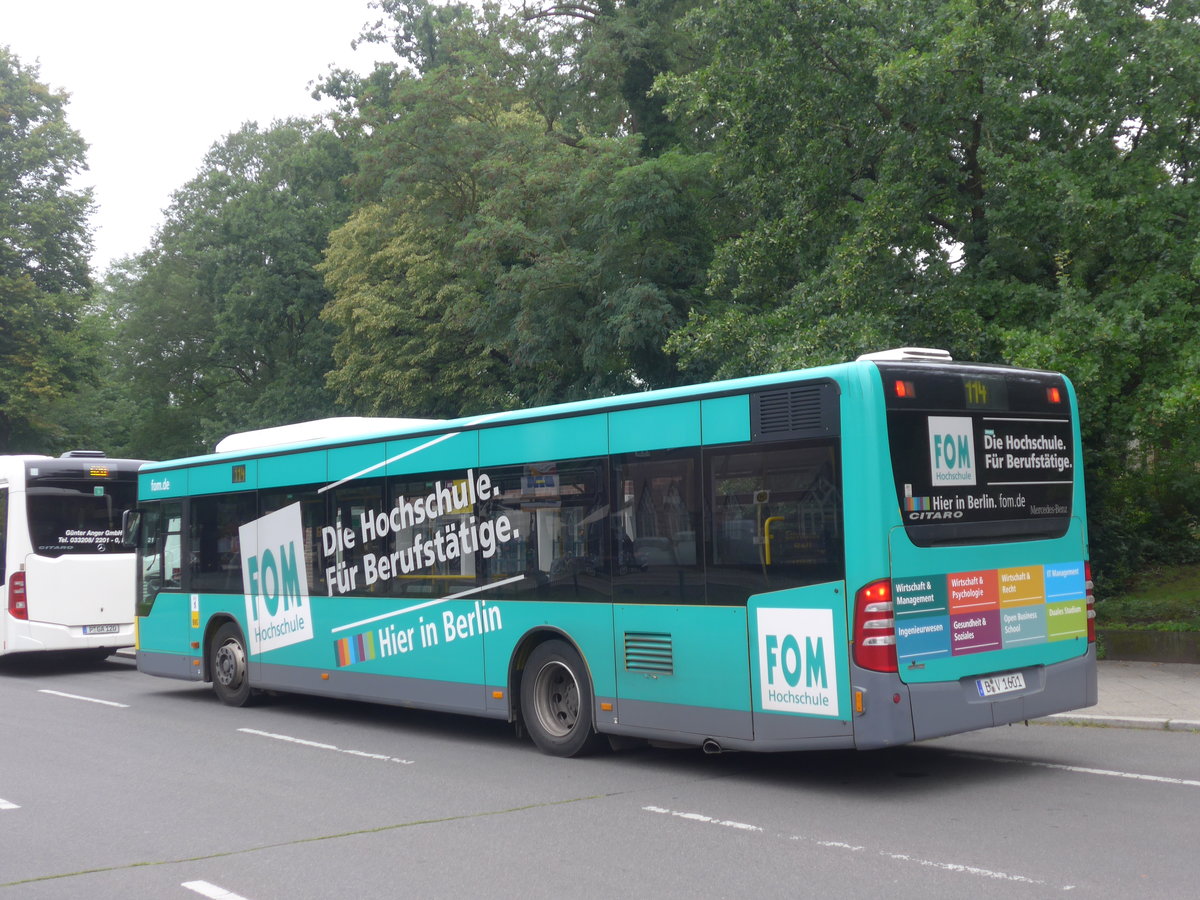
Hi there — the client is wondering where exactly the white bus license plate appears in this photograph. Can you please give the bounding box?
[976,672,1025,698]
[83,624,120,635]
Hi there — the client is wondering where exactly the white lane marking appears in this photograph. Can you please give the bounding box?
[644,806,1069,889]
[182,881,250,899]
[37,689,129,708]
[957,752,1200,788]
[0,798,19,810]
[1029,760,1200,787]
[642,805,762,831]
[238,728,415,764]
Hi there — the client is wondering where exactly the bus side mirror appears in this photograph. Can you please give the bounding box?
[121,509,141,548]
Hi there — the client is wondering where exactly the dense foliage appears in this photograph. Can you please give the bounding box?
[5,1,1199,583]
[0,47,97,450]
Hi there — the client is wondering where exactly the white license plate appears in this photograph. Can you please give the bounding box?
[83,624,120,635]
[976,672,1026,698]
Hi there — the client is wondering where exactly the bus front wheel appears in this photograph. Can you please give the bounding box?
[211,622,253,707]
[520,639,603,757]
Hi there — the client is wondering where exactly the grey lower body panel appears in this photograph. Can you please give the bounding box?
[609,697,753,742]
[137,649,203,681]
[250,662,509,720]
[907,647,1098,742]
[599,697,853,752]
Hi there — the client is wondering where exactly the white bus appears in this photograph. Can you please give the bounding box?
[2,452,147,659]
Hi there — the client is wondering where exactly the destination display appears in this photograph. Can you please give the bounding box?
[893,561,1088,666]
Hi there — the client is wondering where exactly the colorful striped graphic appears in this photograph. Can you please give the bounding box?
[334,631,377,667]
[903,495,931,511]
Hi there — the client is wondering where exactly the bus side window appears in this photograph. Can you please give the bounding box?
[260,487,327,598]
[329,479,387,596]
[387,473,481,599]
[475,460,609,601]
[706,441,844,602]
[189,494,256,594]
[612,450,704,604]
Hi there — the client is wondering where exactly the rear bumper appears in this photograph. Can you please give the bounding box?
[908,646,1097,741]
[852,645,1097,748]
[4,619,134,654]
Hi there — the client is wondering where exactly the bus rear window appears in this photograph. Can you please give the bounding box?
[26,481,138,556]
[879,364,1075,546]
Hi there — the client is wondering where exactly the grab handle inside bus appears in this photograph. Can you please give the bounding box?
[763,516,784,565]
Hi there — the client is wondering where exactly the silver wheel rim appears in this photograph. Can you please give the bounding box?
[532,660,580,738]
[215,637,246,692]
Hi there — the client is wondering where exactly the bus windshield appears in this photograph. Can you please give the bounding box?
[26,481,138,556]
[880,363,1075,547]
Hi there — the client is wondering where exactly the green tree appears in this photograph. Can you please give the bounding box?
[518,0,707,155]
[112,120,356,455]
[319,1,721,415]
[0,47,97,450]
[665,0,1200,579]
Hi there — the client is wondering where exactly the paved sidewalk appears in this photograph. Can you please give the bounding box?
[1043,659,1200,732]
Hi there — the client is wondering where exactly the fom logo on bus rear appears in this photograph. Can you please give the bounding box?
[757,607,839,717]
[239,502,313,654]
[928,416,976,486]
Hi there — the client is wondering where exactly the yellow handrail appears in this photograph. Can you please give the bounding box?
[763,516,784,565]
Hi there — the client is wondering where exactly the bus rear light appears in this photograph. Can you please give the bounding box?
[1085,561,1095,643]
[8,572,28,620]
[893,380,916,399]
[1047,386,1062,404]
[853,579,897,672]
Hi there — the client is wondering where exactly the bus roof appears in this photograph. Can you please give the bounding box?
[139,350,1061,475]
[140,358,868,474]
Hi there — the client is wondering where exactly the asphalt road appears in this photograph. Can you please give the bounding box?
[2,653,1197,899]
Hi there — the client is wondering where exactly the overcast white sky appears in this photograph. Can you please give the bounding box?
[5,0,394,272]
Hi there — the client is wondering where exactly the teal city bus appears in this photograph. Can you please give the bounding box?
[132,348,1096,756]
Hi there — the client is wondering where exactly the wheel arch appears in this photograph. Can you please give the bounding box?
[507,626,594,727]
[201,613,241,682]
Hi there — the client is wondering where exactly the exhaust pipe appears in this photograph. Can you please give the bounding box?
[701,738,723,755]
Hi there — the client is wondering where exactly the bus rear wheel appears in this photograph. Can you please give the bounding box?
[520,639,603,757]
[211,622,253,707]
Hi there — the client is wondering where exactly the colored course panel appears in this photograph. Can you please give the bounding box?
[893,576,947,618]
[896,614,951,664]
[946,570,998,614]
[949,609,1002,655]
[999,605,1047,647]
[1046,600,1088,641]
[997,565,1045,607]
[894,561,1086,665]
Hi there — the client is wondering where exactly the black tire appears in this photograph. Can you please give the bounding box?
[520,639,604,757]
[210,622,253,707]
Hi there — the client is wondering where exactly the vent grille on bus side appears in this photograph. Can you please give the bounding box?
[624,632,674,674]
[750,381,839,442]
